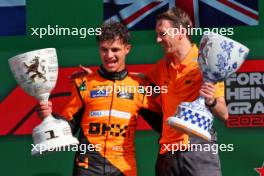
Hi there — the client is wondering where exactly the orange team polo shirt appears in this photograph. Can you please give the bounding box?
[145,44,224,154]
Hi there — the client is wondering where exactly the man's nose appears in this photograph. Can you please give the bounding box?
[106,50,114,58]
[156,36,162,43]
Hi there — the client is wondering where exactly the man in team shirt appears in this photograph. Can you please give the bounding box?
[145,7,228,176]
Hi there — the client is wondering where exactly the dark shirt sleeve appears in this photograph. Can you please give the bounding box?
[139,108,162,134]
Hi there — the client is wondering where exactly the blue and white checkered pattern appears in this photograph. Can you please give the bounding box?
[178,107,213,131]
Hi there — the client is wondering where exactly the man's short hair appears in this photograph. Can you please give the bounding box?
[96,21,130,44]
[156,7,193,41]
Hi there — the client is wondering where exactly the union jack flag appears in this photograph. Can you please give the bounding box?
[199,0,259,27]
[103,0,259,30]
[0,0,26,36]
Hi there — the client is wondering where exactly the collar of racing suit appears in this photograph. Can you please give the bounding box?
[97,65,128,81]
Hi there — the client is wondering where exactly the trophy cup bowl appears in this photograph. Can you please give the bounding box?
[8,48,79,155]
[167,33,249,141]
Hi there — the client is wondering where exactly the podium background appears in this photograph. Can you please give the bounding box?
[0,0,263,175]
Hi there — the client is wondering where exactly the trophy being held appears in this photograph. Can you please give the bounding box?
[8,48,79,155]
[167,33,249,141]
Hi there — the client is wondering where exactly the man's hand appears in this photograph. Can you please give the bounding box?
[36,101,52,119]
[200,82,228,120]
[70,65,93,80]
[199,82,216,106]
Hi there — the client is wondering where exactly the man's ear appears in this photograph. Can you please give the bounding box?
[179,27,187,41]
[125,44,132,54]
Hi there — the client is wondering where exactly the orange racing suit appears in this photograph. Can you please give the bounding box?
[59,66,161,176]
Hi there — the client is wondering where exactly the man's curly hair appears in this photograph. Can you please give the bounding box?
[96,21,130,44]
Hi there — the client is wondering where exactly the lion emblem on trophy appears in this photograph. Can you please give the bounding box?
[24,56,47,83]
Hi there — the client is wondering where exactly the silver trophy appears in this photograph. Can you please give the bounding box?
[167,33,249,141]
[8,48,79,155]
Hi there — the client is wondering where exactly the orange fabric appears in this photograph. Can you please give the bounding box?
[61,72,155,175]
[145,44,224,154]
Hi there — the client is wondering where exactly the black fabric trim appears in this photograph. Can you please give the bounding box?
[97,65,128,81]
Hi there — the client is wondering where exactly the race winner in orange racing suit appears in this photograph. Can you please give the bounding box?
[36,21,162,176]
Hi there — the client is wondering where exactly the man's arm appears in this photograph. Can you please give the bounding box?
[59,78,86,134]
[139,82,163,134]
[139,108,162,134]
[36,77,85,134]
[207,97,228,121]
[200,82,228,121]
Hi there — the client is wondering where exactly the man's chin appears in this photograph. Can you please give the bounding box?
[162,47,170,54]
[165,49,174,55]
[104,67,117,73]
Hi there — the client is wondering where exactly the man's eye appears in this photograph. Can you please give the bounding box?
[101,48,107,52]
[111,48,119,52]
[160,32,166,36]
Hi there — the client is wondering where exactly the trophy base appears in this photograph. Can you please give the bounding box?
[31,116,79,156]
[167,116,211,141]
[31,136,79,156]
[167,97,213,141]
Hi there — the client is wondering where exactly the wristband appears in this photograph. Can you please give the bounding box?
[205,98,217,108]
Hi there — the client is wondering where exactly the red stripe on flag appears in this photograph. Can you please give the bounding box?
[176,0,195,26]
[218,0,259,20]
[123,2,161,25]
